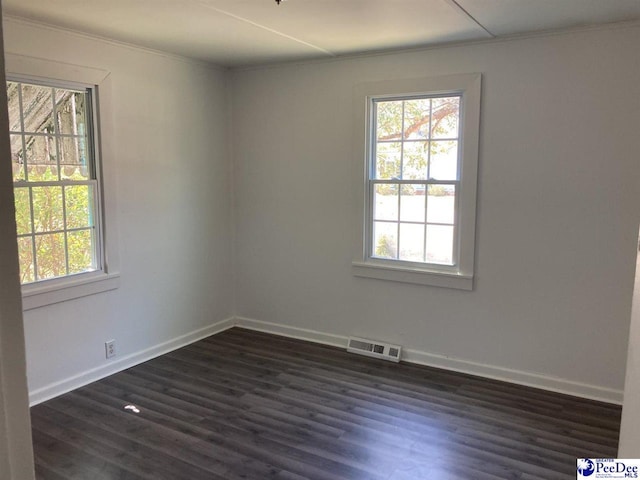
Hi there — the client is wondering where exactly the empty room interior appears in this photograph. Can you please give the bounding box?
[2,1,640,479]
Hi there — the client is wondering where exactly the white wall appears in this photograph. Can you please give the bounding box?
[0,10,35,479]
[619,234,640,455]
[3,16,639,410]
[3,18,234,402]
[231,24,640,402]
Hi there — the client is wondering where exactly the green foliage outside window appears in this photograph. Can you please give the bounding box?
[371,95,460,265]
[375,234,397,259]
[8,80,96,284]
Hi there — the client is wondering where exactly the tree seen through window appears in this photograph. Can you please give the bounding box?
[7,80,97,284]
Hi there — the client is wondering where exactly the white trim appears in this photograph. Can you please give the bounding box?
[28,317,235,406]
[4,53,109,86]
[21,272,120,311]
[28,315,623,406]
[5,12,640,74]
[402,348,623,405]
[353,73,480,290]
[3,16,225,72]
[7,52,123,308]
[233,19,640,72]
[234,316,623,405]
[235,317,348,348]
[352,261,473,290]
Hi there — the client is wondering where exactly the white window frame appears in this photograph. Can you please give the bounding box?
[6,54,120,310]
[352,73,481,290]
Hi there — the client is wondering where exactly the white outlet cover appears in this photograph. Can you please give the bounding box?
[105,340,116,359]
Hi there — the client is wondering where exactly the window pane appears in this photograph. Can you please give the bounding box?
[432,97,459,139]
[65,185,93,229]
[427,185,456,224]
[399,223,425,262]
[78,136,90,175]
[429,140,458,180]
[373,222,397,259]
[373,184,398,221]
[426,225,454,265]
[60,137,89,180]
[17,237,34,284]
[55,90,86,136]
[403,141,429,179]
[376,142,401,179]
[21,84,55,134]
[10,134,25,181]
[25,135,58,181]
[68,229,93,274]
[7,82,21,132]
[376,101,402,141]
[13,187,32,235]
[35,232,66,280]
[8,81,100,286]
[32,186,64,233]
[400,184,425,222]
[404,99,431,139]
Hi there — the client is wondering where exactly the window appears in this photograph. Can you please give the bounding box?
[352,74,481,290]
[7,79,102,285]
[371,95,460,265]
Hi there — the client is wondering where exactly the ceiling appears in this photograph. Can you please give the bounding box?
[3,0,640,68]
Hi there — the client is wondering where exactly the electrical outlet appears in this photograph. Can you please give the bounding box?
[105,340,116,359]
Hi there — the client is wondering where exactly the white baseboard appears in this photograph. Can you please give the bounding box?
[30,315,623,406]
[234,316,623,405]
[28,317,235,406]
[235,317,348,349]
[402,348,623,405]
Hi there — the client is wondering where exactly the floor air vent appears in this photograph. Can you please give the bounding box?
[347,337,402,363]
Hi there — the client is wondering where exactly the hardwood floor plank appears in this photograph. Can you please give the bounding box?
[32,429,146,480]
[74,384,379,480]
[31,327,620,480]
[34,463,73,480]
[31,407,216,480]
[202,330,619,440]
[41,393,235,478]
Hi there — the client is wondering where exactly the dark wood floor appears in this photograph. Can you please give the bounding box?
[31,327,621,480]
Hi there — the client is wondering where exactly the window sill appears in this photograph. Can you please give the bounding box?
[21,272,120,311]
[352,261,473,290]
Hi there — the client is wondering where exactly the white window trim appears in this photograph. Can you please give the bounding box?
[352,73,481,290]
[6,53,121,309]
[21,272,120,311]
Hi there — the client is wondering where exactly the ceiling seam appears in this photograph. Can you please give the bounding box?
[445,0,496,38]
[192,0,336,57]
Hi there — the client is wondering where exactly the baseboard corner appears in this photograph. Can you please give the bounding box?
[29,316,235,406]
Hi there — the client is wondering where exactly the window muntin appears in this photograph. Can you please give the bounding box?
[7,80,101,285]
[369,94,462,267]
